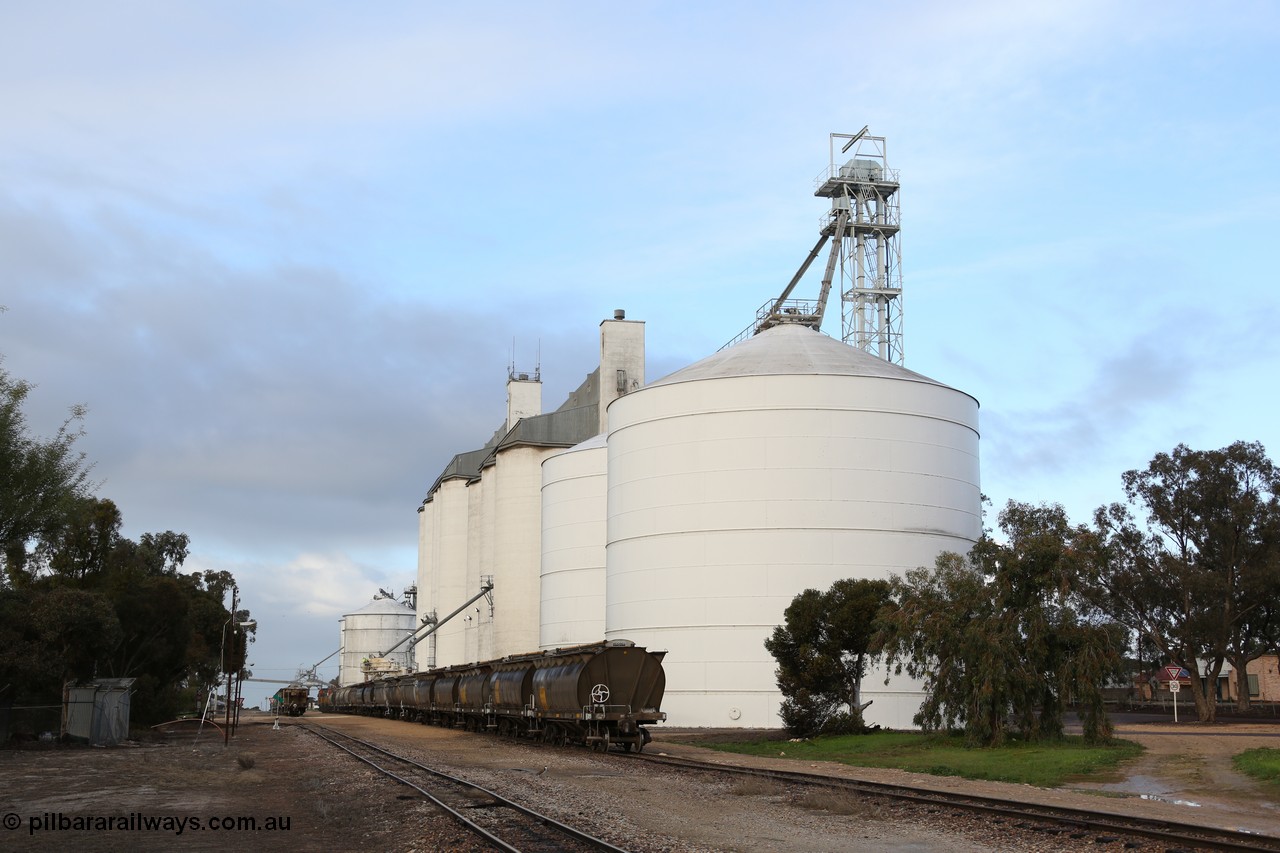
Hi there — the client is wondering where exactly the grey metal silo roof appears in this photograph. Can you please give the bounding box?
[649,324,969,398]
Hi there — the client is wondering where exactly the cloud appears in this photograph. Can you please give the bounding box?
[0,196,504,548]
[188,550,415,697]
[974,298,1280,524]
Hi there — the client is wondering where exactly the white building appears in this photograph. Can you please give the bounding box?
[417,312,644,668]
[415,314,981,728]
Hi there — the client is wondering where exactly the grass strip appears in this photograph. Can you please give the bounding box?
[1232,747,1280,785]
[705,731,1143,788]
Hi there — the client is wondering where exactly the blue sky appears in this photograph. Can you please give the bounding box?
[3,2,1278,704]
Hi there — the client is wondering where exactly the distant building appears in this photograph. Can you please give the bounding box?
[1135,656,1280,704]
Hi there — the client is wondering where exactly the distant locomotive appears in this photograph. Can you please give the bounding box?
[320,640,666,752]
[273,686,309,717]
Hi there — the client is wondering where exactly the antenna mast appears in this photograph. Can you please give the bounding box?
[725,128,903,364]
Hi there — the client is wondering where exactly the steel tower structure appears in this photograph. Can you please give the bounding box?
[726,128,903,364]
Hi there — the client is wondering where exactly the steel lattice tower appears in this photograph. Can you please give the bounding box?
[726,129,903,365]
[819,131,902,364]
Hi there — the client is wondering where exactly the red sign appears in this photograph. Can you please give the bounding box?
[1164,665,1190,680]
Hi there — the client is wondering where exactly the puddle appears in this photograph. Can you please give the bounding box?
[1076,773,1201,807]
[1092,773,1175,797]
[1139,793,1202,807]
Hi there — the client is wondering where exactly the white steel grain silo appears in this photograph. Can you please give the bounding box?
[540,434,608,648]
[339,597,416,686]
[605,324,981,729]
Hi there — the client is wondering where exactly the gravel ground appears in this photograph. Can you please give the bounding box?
[308,714,1043,852]
[1,710,1277,852]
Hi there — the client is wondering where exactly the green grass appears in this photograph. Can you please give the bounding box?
[704,731,1143,788]
[1233,748,1280,785]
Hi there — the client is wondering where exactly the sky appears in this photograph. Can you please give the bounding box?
[3,1,1278,705]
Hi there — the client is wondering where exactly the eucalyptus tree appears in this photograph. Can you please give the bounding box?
[1083,441,1280,721]
[0,364,93,585]
[880,502,1123,746]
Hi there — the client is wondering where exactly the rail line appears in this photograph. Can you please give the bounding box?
[300,723,631,853]
[622,750,1280,852]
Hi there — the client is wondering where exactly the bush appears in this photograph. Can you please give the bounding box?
[779,691,871,737]
[819,710,871,736]
[778,690,835,737]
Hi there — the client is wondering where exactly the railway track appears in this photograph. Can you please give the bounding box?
[300,723,630,853]
[623,750,1280,852]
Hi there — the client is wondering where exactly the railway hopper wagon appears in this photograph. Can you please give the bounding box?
[273,686,309,717]
[322,640,667,751]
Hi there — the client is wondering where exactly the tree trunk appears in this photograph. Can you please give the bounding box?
[1177,655,1217,723]
[1231,654,1253,712]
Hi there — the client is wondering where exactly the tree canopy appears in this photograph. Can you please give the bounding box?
[0,361,247,729]
[767,442,1280,740]
[764,578,893,736]
[878,502,1124,746]
[1082,441,1280,721]
[1,364,94,585]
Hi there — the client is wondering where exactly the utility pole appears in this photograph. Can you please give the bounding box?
[223,586,238,746]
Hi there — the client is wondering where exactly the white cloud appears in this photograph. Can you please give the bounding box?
[187,549,414,700]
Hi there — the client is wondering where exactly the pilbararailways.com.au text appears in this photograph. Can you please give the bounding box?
[4,811,291,836]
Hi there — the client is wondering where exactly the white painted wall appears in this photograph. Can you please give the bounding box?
[464,476,486,662]
[597,317,644,434]
[478,458,498,661]
[492,444,553,658]
[540,434,607,649]
[507,375,541,428]
[432,478,470,667]
[414,497,434,668]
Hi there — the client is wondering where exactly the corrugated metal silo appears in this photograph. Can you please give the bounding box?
[339,597,416,686]
[605,324,981,728]
[540,434,608,649]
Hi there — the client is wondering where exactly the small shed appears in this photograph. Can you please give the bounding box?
[63,678,136,746]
